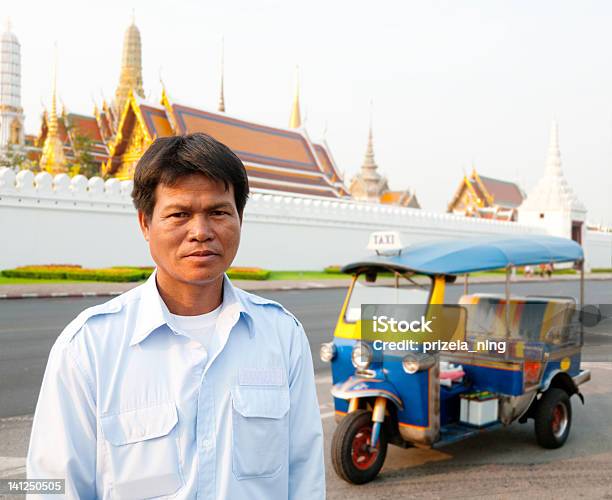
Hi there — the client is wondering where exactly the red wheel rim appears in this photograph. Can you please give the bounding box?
[351,425,379,470]
[551,403,568,438]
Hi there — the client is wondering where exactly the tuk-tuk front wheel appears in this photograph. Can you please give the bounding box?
[331,409,388,484]
[534,388,572,448]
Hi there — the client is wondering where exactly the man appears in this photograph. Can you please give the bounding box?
[27,133,325,499]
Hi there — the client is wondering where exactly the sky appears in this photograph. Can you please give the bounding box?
[6,0,612,225]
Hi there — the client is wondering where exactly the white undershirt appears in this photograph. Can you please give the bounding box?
[168,303,222,354]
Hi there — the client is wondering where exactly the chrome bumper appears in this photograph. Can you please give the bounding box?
[573,369,591,387]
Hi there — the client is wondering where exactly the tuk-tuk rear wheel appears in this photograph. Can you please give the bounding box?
[331,409,387,484]
[534,388,572,449]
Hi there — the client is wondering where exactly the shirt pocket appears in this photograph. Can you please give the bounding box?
[100,402,184,499]
[231,385,290,480]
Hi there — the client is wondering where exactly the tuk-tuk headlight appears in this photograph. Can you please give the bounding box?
[352,342,373,369]
[320,342,336,362]
[402,353,435,374]
[402,353,420,374]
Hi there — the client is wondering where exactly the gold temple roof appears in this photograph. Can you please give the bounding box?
[101,91,347,198]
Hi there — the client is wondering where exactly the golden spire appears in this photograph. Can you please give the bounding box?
[48,59,58,136]
[218,37,225,112]
[40,48,67,174]
[114,13,145,118]
[289,66,301,128]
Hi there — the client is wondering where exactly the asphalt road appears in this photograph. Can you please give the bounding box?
[1,279,612,497]
[0,280,611,419]
[3,362,611,498]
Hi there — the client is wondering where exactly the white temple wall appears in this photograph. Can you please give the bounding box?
[518,210,571,239]
[1,168,608,271]
[236,193,541,270]
[584,230,612,270]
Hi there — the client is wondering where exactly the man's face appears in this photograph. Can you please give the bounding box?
[138,174,241,286]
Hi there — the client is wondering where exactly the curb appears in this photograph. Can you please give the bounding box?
[0,274,610,300]
[0,285,345,300]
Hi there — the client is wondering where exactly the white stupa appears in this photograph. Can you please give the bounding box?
[518,121,587,241]
[0,19,25,153]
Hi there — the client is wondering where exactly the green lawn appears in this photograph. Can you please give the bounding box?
[267,271,347,280]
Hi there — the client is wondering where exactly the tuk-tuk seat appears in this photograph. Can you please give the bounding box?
[458,293,575,342]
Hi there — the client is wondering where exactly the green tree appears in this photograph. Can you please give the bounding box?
[71,133,99,178]
[64,119,101,178]
[0,143,26,169]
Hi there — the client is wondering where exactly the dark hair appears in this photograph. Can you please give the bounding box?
[132,133,249,219]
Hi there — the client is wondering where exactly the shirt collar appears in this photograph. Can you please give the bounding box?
[129,269,253,346]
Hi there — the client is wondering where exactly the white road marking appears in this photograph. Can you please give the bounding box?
[315,374,332,385]
[0,415,33,423]
[582,362,612,370]
[0,457,26,478]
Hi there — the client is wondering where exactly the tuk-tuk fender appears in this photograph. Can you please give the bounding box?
[540,369,587,404]
[331,376,404,410]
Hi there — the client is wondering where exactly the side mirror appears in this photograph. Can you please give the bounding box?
[580,305,602,328]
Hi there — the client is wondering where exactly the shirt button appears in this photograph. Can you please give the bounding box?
[201,438,212,449]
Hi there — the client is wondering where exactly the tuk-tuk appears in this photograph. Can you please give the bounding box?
[321,233,593,484]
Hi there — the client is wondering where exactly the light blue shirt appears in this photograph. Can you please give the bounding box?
[27,271,325,499]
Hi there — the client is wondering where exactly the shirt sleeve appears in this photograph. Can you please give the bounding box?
[26,338,97,499]
[287,321,326,499]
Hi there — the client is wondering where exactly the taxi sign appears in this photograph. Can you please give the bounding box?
[367,231,403,255]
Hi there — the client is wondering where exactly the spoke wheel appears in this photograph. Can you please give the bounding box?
[332,409,388,484]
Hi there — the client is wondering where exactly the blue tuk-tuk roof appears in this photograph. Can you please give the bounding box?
[341,235,583,275]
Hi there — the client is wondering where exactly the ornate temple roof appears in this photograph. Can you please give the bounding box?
[476,175,524,208]
[100,90,347,197]
[448,167,524,220]
[380,190,420,208]
[26,18,349,199]
[166,102,344,197]
[520,121,586,215]
[312,141,349,196]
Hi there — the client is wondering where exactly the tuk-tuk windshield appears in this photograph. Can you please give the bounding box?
[344,275,432,323]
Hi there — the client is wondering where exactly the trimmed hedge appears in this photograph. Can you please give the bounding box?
[2,265,271,282]
[324,265,343,274]
[226,267,270,280]
[110,266,155,271]
[2,266,151,282]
